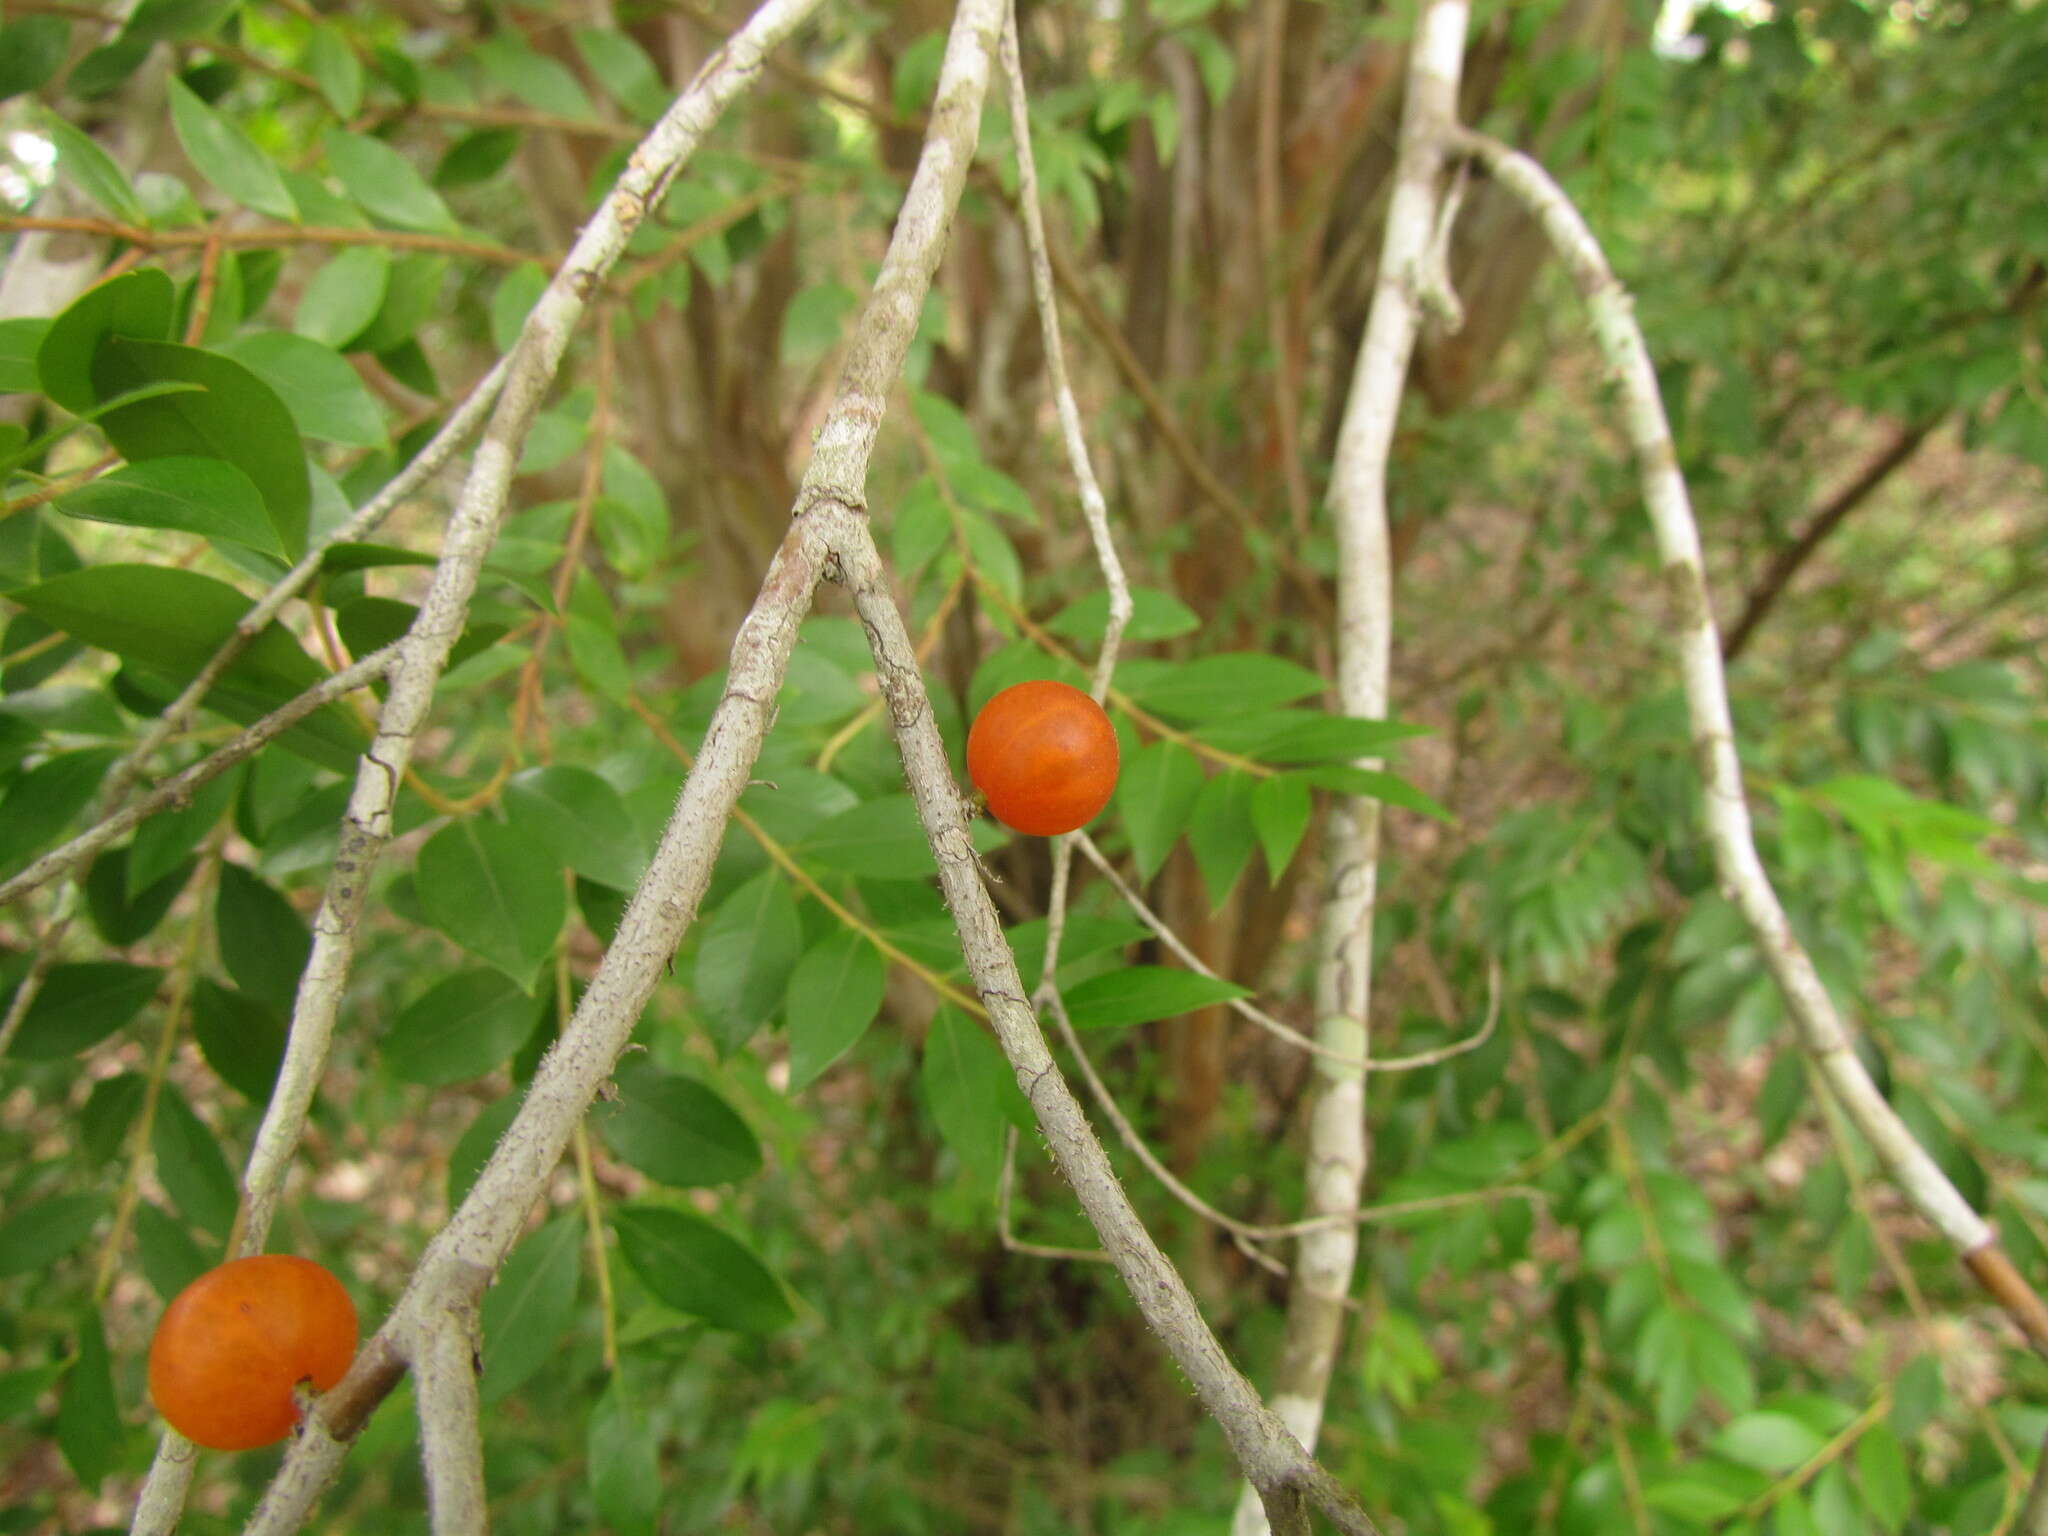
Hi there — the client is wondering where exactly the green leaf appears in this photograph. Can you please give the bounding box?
[36,269,175,414]
[1250,772,1312,882]
[0,746,118,874]
[481,1215,581,1404]
[597,444,670,580]
[120,0,239,46]
[1125,652,1326,719]
[1807,1464,1863,1536]
[798,795,934,881]
[84,846,193,945]
[612,1205,794,1334]
[1855,1421,1910,1532]
[416,817,566,989]
[41,112,147,225]
[151,1084,239,1237]
[304,24,364,119]
[57,456,281,558]
[1064,966,1249,1030]
[296,246,390,349]
[1187,770,1257,910]
[693,867,801,1055]
[189,978,285,1101]
[564,568,633,703]
[448,1095,519,1211]
[0,17,69,102]
[168,77,297,221]
[573,27,670,121]
[784,928,887,1091]
[1203,711,1430,764]
[477,34,596,119]
[133,1199,209,1301]
[1117,741,1202,883]
[1712,1411,1827,1472]
[56,1311,123,1491]
[598,1059,763,1188]
[90,336,311,556]
[215,862,310,1013]
[1642,1473,1748,1522]
[127,762,238,897]
[504,765,646,891]
[435,127,522,189]
[1048,586,1200,643]
[2,961,162,1059]
[219,332,385,446]
[779,282,856,365]
[384,968,536,1086]
[0,1196,105,1279]
[1686,1311,1756,1417]
[489,263,547,354]
[920,1006,1029,1188]
[1299,764,1454,822]
[0,318,50,392]
[80,1074,145,1166]
[324,127,457,232]
[588,1377,661,1536]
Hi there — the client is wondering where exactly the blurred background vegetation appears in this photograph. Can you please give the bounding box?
[1,0,2044,1532]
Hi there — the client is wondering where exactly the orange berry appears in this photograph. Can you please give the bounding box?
[147,1255,358,1451]
[967,680,1119,837]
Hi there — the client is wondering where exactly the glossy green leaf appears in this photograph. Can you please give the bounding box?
[90,336,310,556]
[83,846,193,945]
[132,1199,210,1301]
[415,817,565,989]
[784,928,887,1091]
[0,1196,104,1279]
[384,968,537,1086]
[1250,771,1312,882]
[304,23,364,118]
[1117,740,1202,883]
[448,1095,519,1212]
[1064,966,1250,1030]
[189,978,286,1101]
[57,456,281,557]
[41,112,147,226]
[1299,764,1454,822]
[295,246,390,349]
[168,77,297,221]
[127,763,237,894]
[56,1311,123,1490]
[435,127,521,189]
[36,269,175,414]
[120,0,239,46]
[0,318,50,393]
[503,765,645,891]
[0,17,68,102]
[220,332,385,446]
[598,1059,762,1187]
[588,1377,661,1536]
[920,1006,1029,1188]
[215,862,311,1013]
[1187,769,1257,910]
[0,747,118,874]
[2,961,162,1059]
[564,568,633,703]
[693,867,801,1055]
[798,795,933,881]
[481,1215,581,1404]
[1126,652,1326,719]
[573,27,669,121]
[151,1085,239,1237]
[325,127,457,233]
[1712,1410,1826,1472]
[1855,1421,1910,1532]
[1048,586,1200,643]
[612,1205,793,1335]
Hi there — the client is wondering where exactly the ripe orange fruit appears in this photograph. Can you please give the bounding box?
[147,1254,358,1451]
[967,679,1119,836]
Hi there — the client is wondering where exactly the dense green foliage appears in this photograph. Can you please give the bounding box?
[1,1,2044,1533]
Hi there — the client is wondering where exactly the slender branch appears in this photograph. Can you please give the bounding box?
[409,1301,489,1536]
[1453,123,2048,1360]
[0,648,397,915]
[2023,1427,2048,1536]
[1233,8,1471,1533]
[1721,416,1942,661]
